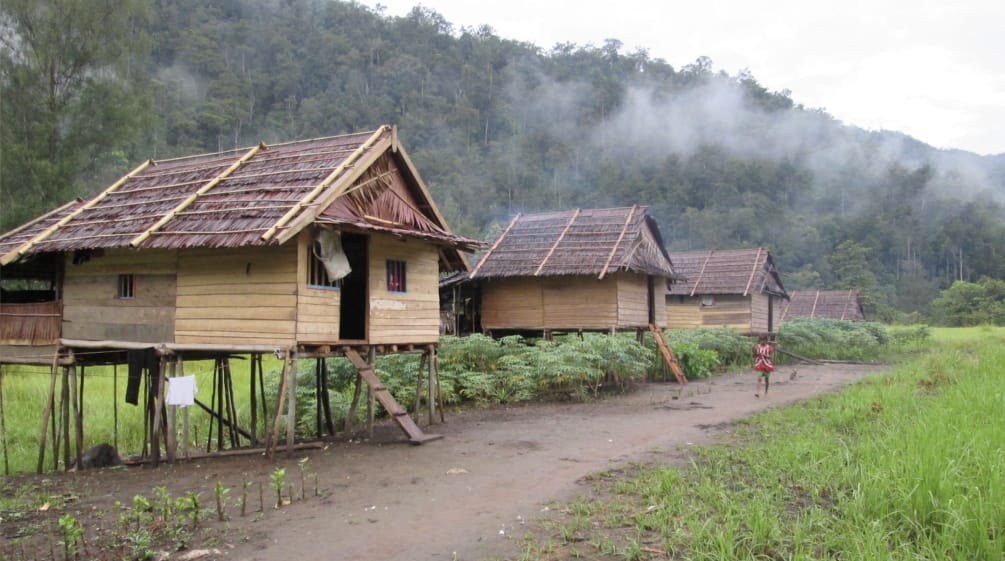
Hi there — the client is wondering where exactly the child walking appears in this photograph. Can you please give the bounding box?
[753,335,774,397]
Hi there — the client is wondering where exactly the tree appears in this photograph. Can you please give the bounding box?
[0,0,152,229]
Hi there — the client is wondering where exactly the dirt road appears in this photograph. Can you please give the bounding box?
[6,363,881,561]
[226,363,880,561]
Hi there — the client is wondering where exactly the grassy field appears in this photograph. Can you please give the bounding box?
[0,356,287,475]
[513,327,1005,560]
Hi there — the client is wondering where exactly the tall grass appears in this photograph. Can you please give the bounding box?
[528,330,1005,560]
[0,357,285,475]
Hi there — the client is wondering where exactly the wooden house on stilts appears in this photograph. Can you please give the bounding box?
[0,125,480,472]
[665,248,788,334]
[447,207,678,339]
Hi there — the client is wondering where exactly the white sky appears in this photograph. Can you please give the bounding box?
[365,0,1005,156]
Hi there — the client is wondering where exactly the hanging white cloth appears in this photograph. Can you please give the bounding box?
[166,375,198,407]
[315,229,351,280]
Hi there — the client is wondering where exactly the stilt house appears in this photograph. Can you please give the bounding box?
[780,290,865,321]
[0,125,478,469]
[665,248,787,334]
[453,207,677,338]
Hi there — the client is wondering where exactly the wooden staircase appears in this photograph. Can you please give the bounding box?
[345,349,442,444]
[649,324,688,385]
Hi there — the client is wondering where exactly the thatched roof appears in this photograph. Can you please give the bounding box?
[780,290,865,321]
[0,126,478,270]
[467,206,676,280]
[667,248,787,298]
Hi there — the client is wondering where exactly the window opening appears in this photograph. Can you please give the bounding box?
[117,274,135,299]
[386,260,407,293]
[308,241,342,289]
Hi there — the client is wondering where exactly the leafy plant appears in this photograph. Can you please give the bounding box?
[57,513,84,560]
[271,467,287,509]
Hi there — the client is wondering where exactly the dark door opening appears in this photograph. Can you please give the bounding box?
[339,233,368,340]
[647,276,656,325]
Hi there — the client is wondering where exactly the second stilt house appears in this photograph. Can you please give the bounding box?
[780,290,865,321]
[461,207,677,337]
[665,248,788,334]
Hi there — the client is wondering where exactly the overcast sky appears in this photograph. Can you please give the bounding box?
[364,0,1004,156]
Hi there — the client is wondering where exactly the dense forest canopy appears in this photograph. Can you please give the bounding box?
[2,0,1005,321]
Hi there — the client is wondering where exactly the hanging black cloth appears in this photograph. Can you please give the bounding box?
[125,348,158,405]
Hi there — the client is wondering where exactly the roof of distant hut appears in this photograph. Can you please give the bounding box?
[465,206,677,280]
[666,248,787,298]
[780,290,865,321]
[0,125,479,270]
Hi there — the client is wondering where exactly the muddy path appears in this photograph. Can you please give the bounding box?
[3,363,882,561]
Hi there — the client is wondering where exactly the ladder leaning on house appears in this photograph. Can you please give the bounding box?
[344,349,442,444]
[649,324,688,385]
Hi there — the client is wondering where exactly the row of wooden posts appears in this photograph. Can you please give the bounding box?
[21,344,443,474]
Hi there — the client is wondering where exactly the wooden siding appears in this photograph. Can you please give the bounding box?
[541,276,618,329]
[62,249,177,342]
[665,294,754,331]
[367,234,440,345]
[481,278,545,329]
[616,274,659,328]
[175,245,297,346]
[750,292,771,333]
[296,232,341,342]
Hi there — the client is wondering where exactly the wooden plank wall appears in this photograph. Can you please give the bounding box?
[175,245,297,346]
[750,292,770,333]
[296,232,341,342]
[665,294,754,331]
[62,249,177,342]
[665,295,703,329]
[616,274,660,328]
[481,278,545,330]
[367,234,440,345]
[542,276,618,329]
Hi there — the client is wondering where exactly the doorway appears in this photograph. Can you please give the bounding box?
[339,233,368,340]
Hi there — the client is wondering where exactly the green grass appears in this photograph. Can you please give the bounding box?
[520,329,1005,560]
[0,356,286,475]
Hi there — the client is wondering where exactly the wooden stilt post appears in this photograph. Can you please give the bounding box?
[266,349,291,459]
[177,357,190,461]
[0,366,7,476]
[61,366,70,471]
[112,362,119,450]
[68,365,81,471]
[433,346,445,423]
[286,354,298,453]
[367,347,376,438]
[414,352,426,418]
[345,370,362,437]
[223,358,239,448]
[257,354,267,440]
[320,357,334,436]
[315,358,322,438]
[77,365,86,454]
[250,353,258,445]
[427,348,435,426]
[166,359,177,463]
[150,356,167,467]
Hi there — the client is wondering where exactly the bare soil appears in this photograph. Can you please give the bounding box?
[1,363,882,561]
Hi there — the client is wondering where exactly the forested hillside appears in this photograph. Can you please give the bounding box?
[3,0,1004,320]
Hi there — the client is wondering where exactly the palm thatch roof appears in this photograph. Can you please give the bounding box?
[467,206,676,280]
[780,290,865,321]
[667,248,787,298]
[0,125,478,270]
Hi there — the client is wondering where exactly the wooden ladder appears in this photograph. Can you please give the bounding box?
[345,349,442,444]
[649,324,688,385]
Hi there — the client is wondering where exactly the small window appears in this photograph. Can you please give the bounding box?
[701,295,715,307]
[308,241,341,289]
[386,259,406,293]
[117,274,134,299]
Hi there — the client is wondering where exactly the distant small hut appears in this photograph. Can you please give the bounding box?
[0,125,480,471]
[665,248,788,334]
[780,290,865,321]
[446,206,677,339]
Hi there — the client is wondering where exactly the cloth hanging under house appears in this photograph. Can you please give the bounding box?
[165,375,197,407]
[125,348,159,405]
